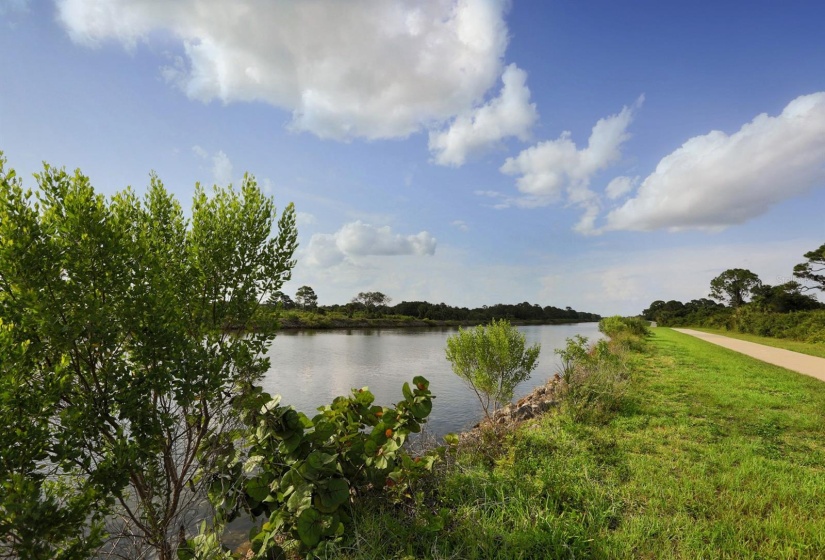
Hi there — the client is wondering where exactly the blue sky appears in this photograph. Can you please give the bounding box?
[2,0,824,315]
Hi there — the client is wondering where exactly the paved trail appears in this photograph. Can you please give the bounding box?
[673,329,825,383]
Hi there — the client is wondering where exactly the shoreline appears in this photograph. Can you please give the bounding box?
[238,317,600,332]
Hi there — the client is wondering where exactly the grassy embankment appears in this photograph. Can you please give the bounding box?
[340,327,825,559]
[688,327,825,359]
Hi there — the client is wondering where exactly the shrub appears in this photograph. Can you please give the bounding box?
[557,337,630,424]
[184,378,447,559]
[445,319,540,422]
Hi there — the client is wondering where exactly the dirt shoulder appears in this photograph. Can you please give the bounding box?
[673,328,825,382]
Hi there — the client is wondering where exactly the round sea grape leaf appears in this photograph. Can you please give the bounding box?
[314,478,350,513]
[410,399,432,419]
[307,450,337,470]
[296,508,323,547]
[382,438,400,454]
[246,476,271,503]
[412,376,429,390]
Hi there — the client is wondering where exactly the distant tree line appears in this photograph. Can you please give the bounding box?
[384,300,600,323]
[641,243,825,343]
[268,287,600,323]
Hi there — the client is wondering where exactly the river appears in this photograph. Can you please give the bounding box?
[259,322,604,438]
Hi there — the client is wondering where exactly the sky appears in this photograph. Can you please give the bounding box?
[2,0,824,316]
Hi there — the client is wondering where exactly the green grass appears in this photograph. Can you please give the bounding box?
[688,327,825,359]
[338,328,825,559]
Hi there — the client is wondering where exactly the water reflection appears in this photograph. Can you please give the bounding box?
[260,323,604,438]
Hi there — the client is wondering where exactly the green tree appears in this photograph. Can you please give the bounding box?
[0,156,297,560]
[751,281,823,312]
[295,285,318,309]
[351,291,391,317]
[709,268,762,308]
[445,319,540,422]
[793,243,825,293]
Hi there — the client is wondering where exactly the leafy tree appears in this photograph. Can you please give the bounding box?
[445,319,540,422]
[709,268,762,308]
[642,300,667,321]
[793,243,825,292]
[295,285,318,309]
[751,281,823,313]
[351,291,392,316]
[269,290,296,309]
[0,156,297,560]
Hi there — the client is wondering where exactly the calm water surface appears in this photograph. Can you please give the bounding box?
[261,323,603,437]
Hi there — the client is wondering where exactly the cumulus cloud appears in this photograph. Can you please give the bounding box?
[192,145,233,184]
[499,97,642,231]
[605,175,638,200]
[451,220,470,231]
[56,0,511,141]
[191,144,208,159]
[306,221,436,268]
[429,64,537,166]
[606,92,825,232]
[296,212,317,226]
[211,150,232,185]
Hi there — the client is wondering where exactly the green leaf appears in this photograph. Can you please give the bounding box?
[246,476,270,503]
[314,478,350,513]
[287,482,312,512]
[402,382,413,402]
[412,376,429,391]
[296,508,323,547]
[410,399,432,419]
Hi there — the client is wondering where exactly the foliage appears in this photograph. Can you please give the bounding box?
[793,242,825,292]
[269,290,296,310]
[556,336,630,424]
[350,291,392,317]
[445,319,540,421]
[295,285,318,309]
[709,268,762,307]
[386,300,601,323]
[0,155,297,559]
[184,378,446,559]
[598,315,649,338]
[0,320,106,559]
[642,298,725,325]
[751,281,822,312]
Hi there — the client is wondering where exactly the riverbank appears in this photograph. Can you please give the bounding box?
[243,314,599,331]
[340,327,825,558]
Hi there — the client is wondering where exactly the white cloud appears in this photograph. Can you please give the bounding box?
[537,238,818,316]
[451,220,470,231]
[296,212,317,226]
[211,150,232,185]
[606,92,825,232]
[191,144,208,159]
[306,221,436,268]
[605,175,638,200]
[499,98,641,231]
[429,64,537,166]
[56,0,511,141]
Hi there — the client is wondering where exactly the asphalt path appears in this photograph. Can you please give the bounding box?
[673,328,825,383]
